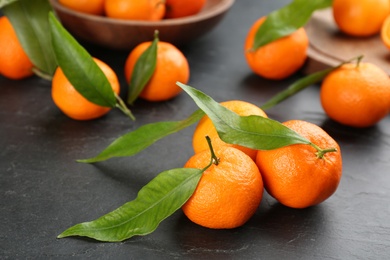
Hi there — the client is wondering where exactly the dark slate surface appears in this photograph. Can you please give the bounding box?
[1,1,390,259]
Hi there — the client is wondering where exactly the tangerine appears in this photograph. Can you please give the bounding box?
[183,146,263,229]
[320,62,390,127]
[381,14,390,49]
[192,100,267,161]
[105,0,165,21]
[59,0,105,15]
[124,41,189,102]
[0,16,34,80]
[244,16,309,80]
[332,0,390,37]
[256,120,342,209]
[165,0,206,19]
[51,58,120,120]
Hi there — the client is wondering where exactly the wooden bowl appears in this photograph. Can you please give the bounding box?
[303,9,390,75]
[50,0,235,50]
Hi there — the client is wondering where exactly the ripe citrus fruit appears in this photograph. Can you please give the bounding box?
[192,100,267,161]
[165,0,206,19]
[183,146,263,229]
[105,0,165,21]
[256,120,342,209]
[59,0,105,15]
[381,15,390,49]
[332,0,390,37]
[0,16,34,80]
[124,41,190,102]
[52,58,120,120]
[244,16,309,80]
[320,62,390,128]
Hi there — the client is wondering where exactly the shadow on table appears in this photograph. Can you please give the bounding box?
[172,193,330,257]
[320,118,390,149]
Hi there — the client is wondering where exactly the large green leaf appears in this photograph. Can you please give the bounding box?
[78,109,204,163]
[58,168,203,242]
[127,31,158,105]
[252,0,332,50]
[2,0,57,77]
[48,12,116,108]
[177,82,312,150]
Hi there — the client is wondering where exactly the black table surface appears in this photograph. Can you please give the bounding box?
[2,1,390,259]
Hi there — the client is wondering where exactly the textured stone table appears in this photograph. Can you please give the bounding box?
[1,1,390,259]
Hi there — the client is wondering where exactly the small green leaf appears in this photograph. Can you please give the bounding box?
[127,31,158,105]
[78,109,204,163]
[177,82,312,150]
[261,55,364,110]
[48,12,116,108]
[252,0,332,50]
[2,0,57,77]
[261,68,334,110]
[58,168,203,242]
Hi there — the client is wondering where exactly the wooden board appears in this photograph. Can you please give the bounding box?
[303,9,390,75]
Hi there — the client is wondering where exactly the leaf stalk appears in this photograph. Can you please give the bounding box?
[32,67,53,81]
[115,94,135,121]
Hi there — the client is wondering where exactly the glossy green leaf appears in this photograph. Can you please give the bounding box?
[0,0,17,8]
[261,55,364,110]
[261,67,334,110]
[58,168,203,242]
[127,31,158,105]
[78,109,205,163]
[48,12,116,108]
[252,0,332,50]
[177,82,312,150]
[2,0,57,77]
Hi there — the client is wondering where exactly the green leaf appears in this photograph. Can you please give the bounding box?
[0,0,17,8]
[261,55,364,110]
[78,109,205,163]
[177,82,312,150]
[48,12,116,108]
[58,168,203,242]
[2,0,57,77]
[127,31,158,105]
[252,0,332,50]
[261,67,334,110]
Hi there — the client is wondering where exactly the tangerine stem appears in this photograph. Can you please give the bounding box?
[355,55,364,68]
[310,143,337,159]
[316,147,338,159]
[205,136,219,166]
[115,94,136,121]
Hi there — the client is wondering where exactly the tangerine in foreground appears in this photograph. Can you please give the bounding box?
[244,16,309,80]
[320,62,390,128]
[256,120,342,209]
[192,100,267,160]
[0,16,34,80]
[183,146,263,229]
[125,41,189,102]
[52,58,120,120]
